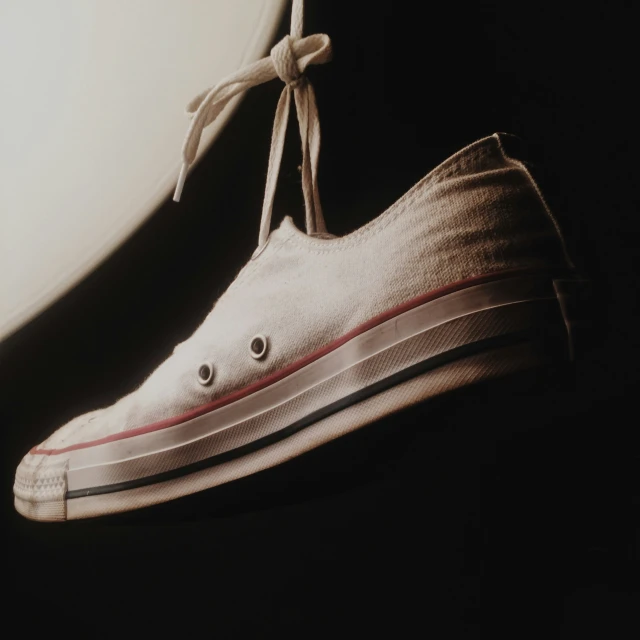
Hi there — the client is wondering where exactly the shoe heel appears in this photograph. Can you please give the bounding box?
[552,276,591,361]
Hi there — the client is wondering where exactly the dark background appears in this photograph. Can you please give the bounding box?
[2,0,639,634]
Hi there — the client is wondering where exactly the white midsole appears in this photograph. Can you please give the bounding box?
[60,274,555,492]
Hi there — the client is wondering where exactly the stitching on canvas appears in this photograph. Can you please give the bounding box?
[283,138,495,253]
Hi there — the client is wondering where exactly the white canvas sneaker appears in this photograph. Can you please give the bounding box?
[14,0,583,521]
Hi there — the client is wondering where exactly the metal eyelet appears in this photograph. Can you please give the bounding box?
[197,362,214,385]
[249,334,268,360]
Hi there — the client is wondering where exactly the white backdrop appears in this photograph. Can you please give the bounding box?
[0,0,286,340]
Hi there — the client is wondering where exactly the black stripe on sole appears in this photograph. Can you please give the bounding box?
[66,329,546,499]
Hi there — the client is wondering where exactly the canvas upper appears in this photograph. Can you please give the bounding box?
[31,131,572,454]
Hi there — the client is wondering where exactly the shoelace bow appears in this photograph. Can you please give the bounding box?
[173,0,332,247]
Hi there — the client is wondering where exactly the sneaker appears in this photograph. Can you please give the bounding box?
[14,0,584,521]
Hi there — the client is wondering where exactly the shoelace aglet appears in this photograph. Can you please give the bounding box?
[173,162,189,202]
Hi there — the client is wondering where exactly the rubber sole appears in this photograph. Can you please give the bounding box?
[14,272,573,521]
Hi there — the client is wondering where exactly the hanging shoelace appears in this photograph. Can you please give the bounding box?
[173,0,332,247]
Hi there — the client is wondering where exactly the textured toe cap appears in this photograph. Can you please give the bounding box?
[14,453,69,521]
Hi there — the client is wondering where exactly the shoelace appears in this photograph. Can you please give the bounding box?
[173,0,332,247]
